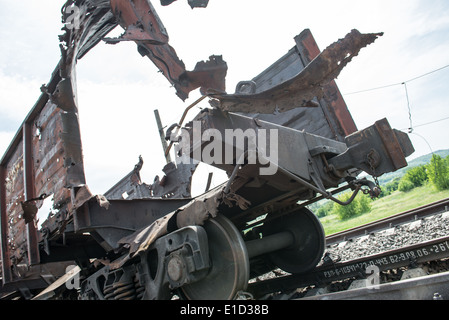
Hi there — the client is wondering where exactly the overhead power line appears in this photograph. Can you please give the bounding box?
[400,116,449,131]
[344,64,449,96]
[343,63,449,135]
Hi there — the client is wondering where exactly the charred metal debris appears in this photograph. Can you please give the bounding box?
[1,0,414,300]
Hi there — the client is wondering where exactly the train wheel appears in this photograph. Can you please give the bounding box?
[262,208,325,274]
[180,214,250,300]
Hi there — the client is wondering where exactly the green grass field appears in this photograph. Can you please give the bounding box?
[319,184,449,236]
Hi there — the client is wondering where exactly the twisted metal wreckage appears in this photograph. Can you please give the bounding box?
[0,0,414,300]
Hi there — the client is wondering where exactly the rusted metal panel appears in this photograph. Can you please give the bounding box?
[227,29,362,143]
[1,43,87,287]
[0,65,60,285]
[3,139,28,273]
[109,0,227,101]
[211,29,382,124]
[32,99,81,206]
[0,77,87,283]
[374,120,410,171]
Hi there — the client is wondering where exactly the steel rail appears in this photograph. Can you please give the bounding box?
[301,269,449,300]
[248,235,449,299]
[326,197,449,246]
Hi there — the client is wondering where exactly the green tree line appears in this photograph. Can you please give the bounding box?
[314,154,449,221]
[315,192,372,221]
[396,154,449,192]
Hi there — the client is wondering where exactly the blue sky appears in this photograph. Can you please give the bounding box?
[1,0,449,195]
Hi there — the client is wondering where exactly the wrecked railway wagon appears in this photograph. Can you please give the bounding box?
[0,0,414,300]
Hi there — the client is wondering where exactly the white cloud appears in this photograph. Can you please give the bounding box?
[0,71,43,123]
[0,132,15,158]
[0,1,61,78]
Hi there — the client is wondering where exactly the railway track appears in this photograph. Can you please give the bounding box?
[247,197,449,300]
[326,198,449,246]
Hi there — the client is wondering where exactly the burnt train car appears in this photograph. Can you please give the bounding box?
[0,0,413,300]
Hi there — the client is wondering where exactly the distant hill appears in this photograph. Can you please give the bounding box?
[407,149,449,166]
[377,149,449,185]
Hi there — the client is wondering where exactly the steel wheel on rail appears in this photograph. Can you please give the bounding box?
[179,214,250,300]
[262,207,325,274]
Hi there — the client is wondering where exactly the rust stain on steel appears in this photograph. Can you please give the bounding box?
[374,119,409,171]
[109,0,227,101]
[294,29,358,136]
[2,80,86,270]
[211,29,383,114]
[322,81,357,136]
